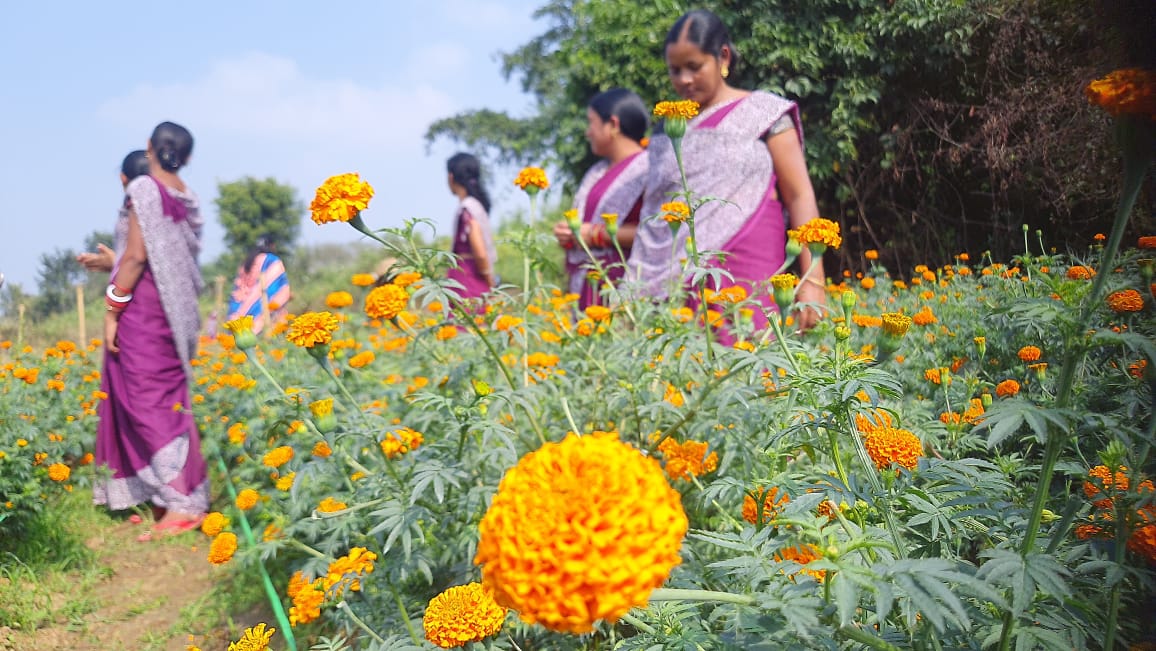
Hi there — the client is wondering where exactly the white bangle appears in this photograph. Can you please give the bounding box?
[106,284,133,303]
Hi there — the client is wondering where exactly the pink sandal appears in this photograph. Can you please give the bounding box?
[136,515,205,543]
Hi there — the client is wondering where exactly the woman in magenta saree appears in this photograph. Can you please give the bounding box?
[629,9,828,334]
[96,122,208,534]
[445,153,498,301]
[554,88,650,309]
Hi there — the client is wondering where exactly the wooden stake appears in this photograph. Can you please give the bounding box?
[76,284,86,345]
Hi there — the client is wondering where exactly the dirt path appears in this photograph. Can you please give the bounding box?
[1,519,234,651]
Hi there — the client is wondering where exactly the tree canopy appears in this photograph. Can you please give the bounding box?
[215,177,304,272]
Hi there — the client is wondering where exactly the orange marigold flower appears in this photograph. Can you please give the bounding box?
[393,271,423,288]
[861,277,876,290]
[1084,68,1156,119]
[865,249,879,260]
[775,544,826,582]
[423,582,508,648]
[1067,265,1095,280]
[770,273,798,291]
[1139,236,1156,249]
[365,283,409,321]
[381,427,424,459]
[995,379,1021,398]
[660,201,690,223]
[311,441,332,458]
[436,325,459,341]
[1130,359,1149,378]
[286,312,339,349]
[235,488,260,511]
[653,100,700,120]
[1083,465,1133,500]
[475,433,688,634]
[325,291,354,309]
[880,313,913,337]
[494,315,524,332]
[788,217,842,251]
[743,486,790,525]
[663,381,685,407]
[585,305,612,323]
[862,426,922,471]
[47,463,70,482]
[1106,289,1144,313]
[227,623,274,651]
[325,547,377,596]
[351,273,376,286]
[288,572,325,626]
[201,512,229,537]
[656,437,718,481]
[317,497,347,513]
[513,167,549,192]
[208,532,238,564]
[1129,524,1156,565]
[348,351,375,368]
[310,173,374,225]
[262,446,294,468]
[911,305,937,326]
[1018,345,1042,362]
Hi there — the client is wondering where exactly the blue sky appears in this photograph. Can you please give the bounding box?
[0,1,544,291]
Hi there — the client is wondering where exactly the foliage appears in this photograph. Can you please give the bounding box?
[32,247,86,319]
[215,176,305,272]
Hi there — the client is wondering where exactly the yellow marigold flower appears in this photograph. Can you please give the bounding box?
[287,572,325,626]
[235,488,259,511]
[275,472,296,491]
[656,437,718,481]
[526,352,560,367]
[310,172,374,225]
[494,315,524,332]
[653,99,700,120]
[263,524,281,542]
[788,217,842,250]
[1067,265,1095,280]
[312,441,332,458]
[348,351,375,368]
[475,433,688,634]
[309,398,333,419]
[1106,289,1144,313]
[995,379,1021,398]
[317,497,347,513]
[1085,68,1156,119]
[286,312,339,349]
[324,547,377,596]
[262,446,294,468]
[424,582,508,648]
[47,463,70,482]
[365,283,409,320]
[46,378,65,392]
[225,315,254,337]
[584,305,612,323]
[880,313,913,337]
[325,291,354,309]
[227,623,274,651]
[381,427,424,459]
[393,271,422,287]
[663,381,685,407]
[208,532,239,565]
[513,166,549,192]
[201,512,229,537]
[660,201,690,223]
[743,486,789,525]
[912,305,937,326]
[1018,345,1042,362]
[436,325,459,341]
[863,426,922,471]
[865,249,879,260]
[351,273,376,286]
[770,273,798,291]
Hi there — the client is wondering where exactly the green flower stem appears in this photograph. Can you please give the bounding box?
[660,367,741,442]
[348,214,392,248]
[388,581,422,646]
[574,229,637,326]
[560,396,581,435]
[322,362,372,429]
[649,587,755,606]
[337,600,388,646]
[998,115,1153,651]
[244,349,288,396]
[287,539,328,560]
[765,312,803,376]
[838,625,903,651]
[620,612,657,635]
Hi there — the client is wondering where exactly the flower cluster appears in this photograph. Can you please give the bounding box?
[743,486,789,525]
[286,312,339,349]
[788,217,842,251]
[208,531,238,565]
[857,411,922,471]
[656,437,719,481]
[423,582,508,648]
[380,426,424,458]
[227,623,275,651]
[365,283,409,321]
[653,100,700,120]
[513,167,549,193]
[1085,68,1156,119]
[660,201,690,223]
[474,433,687,633]
[1017,345,1042,362]
[1106,289,1144,313]
[310,173,374,225]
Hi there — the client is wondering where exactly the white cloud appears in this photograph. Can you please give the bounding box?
[97,52,458,148]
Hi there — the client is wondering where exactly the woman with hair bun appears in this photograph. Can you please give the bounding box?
[630,9,828,331]
[95,121,209,539]
[553,87,650,309]
[445,152,498,299]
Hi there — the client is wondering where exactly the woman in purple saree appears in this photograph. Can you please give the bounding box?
[96,122,208,535]
[553,88,650,309]
[629,9,828,334]
[445,153,498,300]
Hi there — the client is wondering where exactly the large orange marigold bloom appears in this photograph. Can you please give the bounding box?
[862,426,922,471]
[995,379,1021,398]
[474,433,688,634]
[743,486,790,525]
[660,201,690,223]
[201,512,229,537]
[1106,289,1144,313]
[513,167,549,192]
[47,463,71,482]
[235,488,260,511]
[365,283,409,320]
[325,291,354,309]
[286,312,339,349]
[423,582,508,648]
[310,173,374,225]
[1139,236,1156,249]
[1129,524,1156,565]
[788,217,842,251]
[1066,265,1095,280]
[208,532,238,564]
[656,437,718,481]
[653,100,700,120]
[1017,345,1042,362]
[1085,68,1156,119]
[262,446,294,468]
[288,572,325,626]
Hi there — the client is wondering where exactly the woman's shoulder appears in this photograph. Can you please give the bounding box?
[460,196,488,220]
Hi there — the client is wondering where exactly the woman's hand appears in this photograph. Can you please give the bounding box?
[552,220,575,249]
[794,279,826,332]
[77,244,116,272]
[104,310,121,353]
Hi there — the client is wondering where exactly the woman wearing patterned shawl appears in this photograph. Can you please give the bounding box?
[96,122,208,538]
[445,152,498,299]
[553,88,650,309]
[630,9,827,331]
[226,236,291,334]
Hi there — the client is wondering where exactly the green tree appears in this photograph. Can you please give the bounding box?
[215,177,304,272]
[33,248,85,317]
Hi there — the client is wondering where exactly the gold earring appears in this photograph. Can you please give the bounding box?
[721,64,729,79]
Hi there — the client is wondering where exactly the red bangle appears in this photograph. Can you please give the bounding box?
[591,225,609,248]
[112,281,132,295]
[105,295,127,311]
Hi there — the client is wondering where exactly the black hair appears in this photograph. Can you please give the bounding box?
[447,152,491,212]
[150,121,194,172]
[121,150,150,180]
[664,9,740,75]
[242,236,274,274]
[589,88,650,143]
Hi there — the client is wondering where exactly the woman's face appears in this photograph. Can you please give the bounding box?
[584,108,615,158]
[665,39,726,107]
